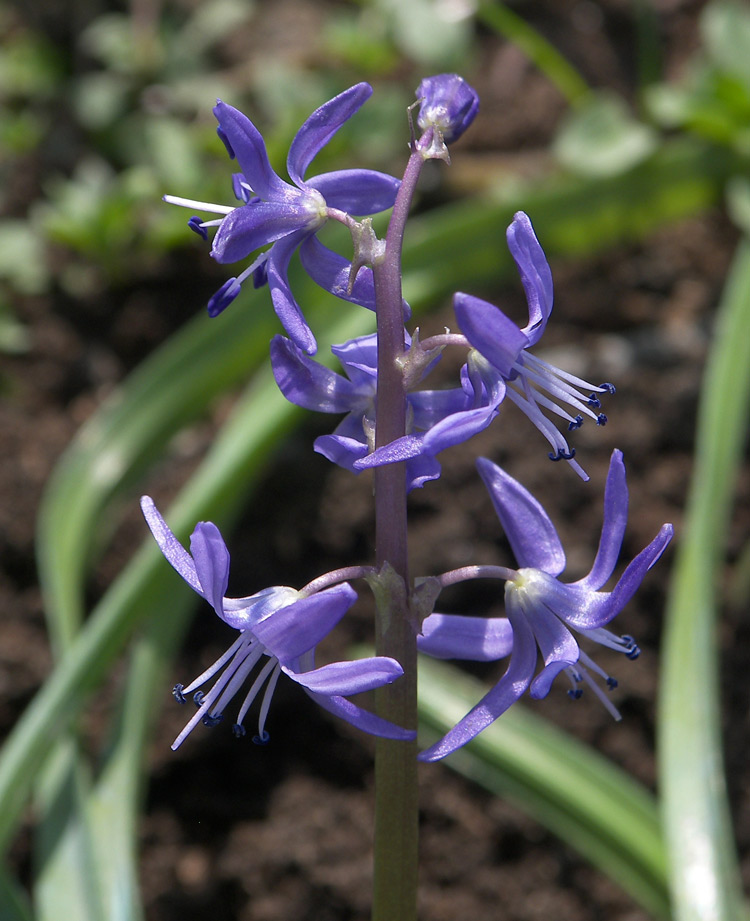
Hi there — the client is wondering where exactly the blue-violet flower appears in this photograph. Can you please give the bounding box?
[415,74,480,161]
[417,450,673,761]
[164,83,400,354]
[455,211,616,480]
[141,497,414,748]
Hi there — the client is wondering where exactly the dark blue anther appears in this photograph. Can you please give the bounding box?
[587,393,602,409]
[599,382,616,394]
[232,723,247,738]
[172,683,186,705]
[567,688,583,700]
[568,414,584,431]
[187,216,208,240]
[606,677,618,690]
[596,413,608,426]
[202,712,223,727]
[621,634,641,660]
[252,730,271,746]
[193,691,205,707]
[549,447,577,462]
[216,125,236,160]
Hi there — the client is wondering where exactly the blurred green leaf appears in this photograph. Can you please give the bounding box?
[658,236,750,921]
[554,91,658,178]
[702,0,750,92]
[418,657,671,919]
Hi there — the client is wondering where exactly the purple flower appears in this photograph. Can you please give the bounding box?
[454,211,616,480]
[417,450,673,761]
[270,331,504,491]
[164,84,400,355]
[415,74,479,161]
[141,497,414,748]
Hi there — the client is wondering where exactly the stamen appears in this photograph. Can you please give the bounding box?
[202,712,223,727]
[548,447,576,462]
[253,730,270,745]
[188,216,208,240]
[599,382,616,394]
[621,634,641,660]
[172,684,186,704]
[568,414,584,431]
[232,723,247,738]
[567,688,583,700]
[163,195,234,215]
[587,394,602,409]
[596,413,607,426]
[193,691,204,707]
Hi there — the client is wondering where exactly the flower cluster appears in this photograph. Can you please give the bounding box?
[146,74,671,759]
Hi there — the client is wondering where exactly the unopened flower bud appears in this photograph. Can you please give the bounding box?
[415,74,479,161]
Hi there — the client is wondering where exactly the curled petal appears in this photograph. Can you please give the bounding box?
[299,236,377,311]
[315,433,369,470]
[286,655,403,695]
[576,449,629,591]
[213,100,292,201]
[287,83,373,187]
[477,457,566,576]
[140,497,202,595]
[418,594,537,761]
[266,229,318,354]
[506,211,554,346]
[210,199,314,264]
[190,522,230,616]
[453,293,528,378]
[418,614,513,661]
[252,584,358,663]
[271,335,366,413]
[308,168,400,215]
[309,690,416,740]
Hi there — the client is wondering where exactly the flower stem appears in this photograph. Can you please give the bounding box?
[371,148,424,921]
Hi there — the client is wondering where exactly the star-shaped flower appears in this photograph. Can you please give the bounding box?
[454,211,616,479]
[417,450,673,761]
[165,84,400,354]
[141,497,414,748]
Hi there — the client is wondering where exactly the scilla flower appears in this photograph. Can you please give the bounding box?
[141,497,414,748]
[417,450,673,761]
[164,84,400,354]
[415,74,480,161]
[455,211,616,480]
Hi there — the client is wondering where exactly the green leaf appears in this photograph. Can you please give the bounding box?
[418,657,671,919]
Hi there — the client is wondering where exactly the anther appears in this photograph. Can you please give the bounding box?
[232,723,247,738]
[193,691,205,707]
[567,688,583,700]
[252,730,270,746]
[587,394,602,409]
[596,413,607,426]
[172,684,186,705]
[568,414,584,431]
[621,635,641,660]
[606,677,618,690]
[202,712,223,727]
[548,447,577,462]
[599,382,616,394]
[187,216,208,240]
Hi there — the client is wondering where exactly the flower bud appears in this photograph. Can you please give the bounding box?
[415,74,479,161]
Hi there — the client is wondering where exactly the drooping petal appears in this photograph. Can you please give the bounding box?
[251,583,358,663]
[420,403,500,456]
[409,387,475,429]
[285,655,403,695]
[314,433,369,469]
[331,334,380,385]
[477,458,566,576]
[520,594,579,698]
[210,199,314,264]
[418,613,513,661]
[307,169,400,215]
[309,690,416,740]
[266,229,318,354]
[140,496,203,595]
[453,292,528,378]
[287,83,373,187]
[189,522,230,616]
[576,449,629,591]
[506,211,554,346]
[221,586,300,631]
[270,335,366,413]
[213,100,292,201]
[418,592,537,761]
[299,236,378,310]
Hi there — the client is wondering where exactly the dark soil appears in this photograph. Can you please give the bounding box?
[2,2,748,920]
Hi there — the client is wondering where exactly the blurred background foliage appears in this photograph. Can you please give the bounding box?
[1,1,750,920]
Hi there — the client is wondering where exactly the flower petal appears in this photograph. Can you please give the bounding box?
[189,522,230,616]
[271,335,365,413]
[299,236,377,311]
[140,496,203,595]
[477,458,566,576]
[418,593,537,761]
[506,211,554,347]
[307,169,400,215]
[287,83,372,187]
[285,655,403,694]
[576,449,629,591]
[266,229,318,354]
[454,292,528,378]
[314,433,369,469]
[251,583,358,663]
[213,100,292,201]
[308,690,416,740]
[210,200,312,264]
[418,613,513,661]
